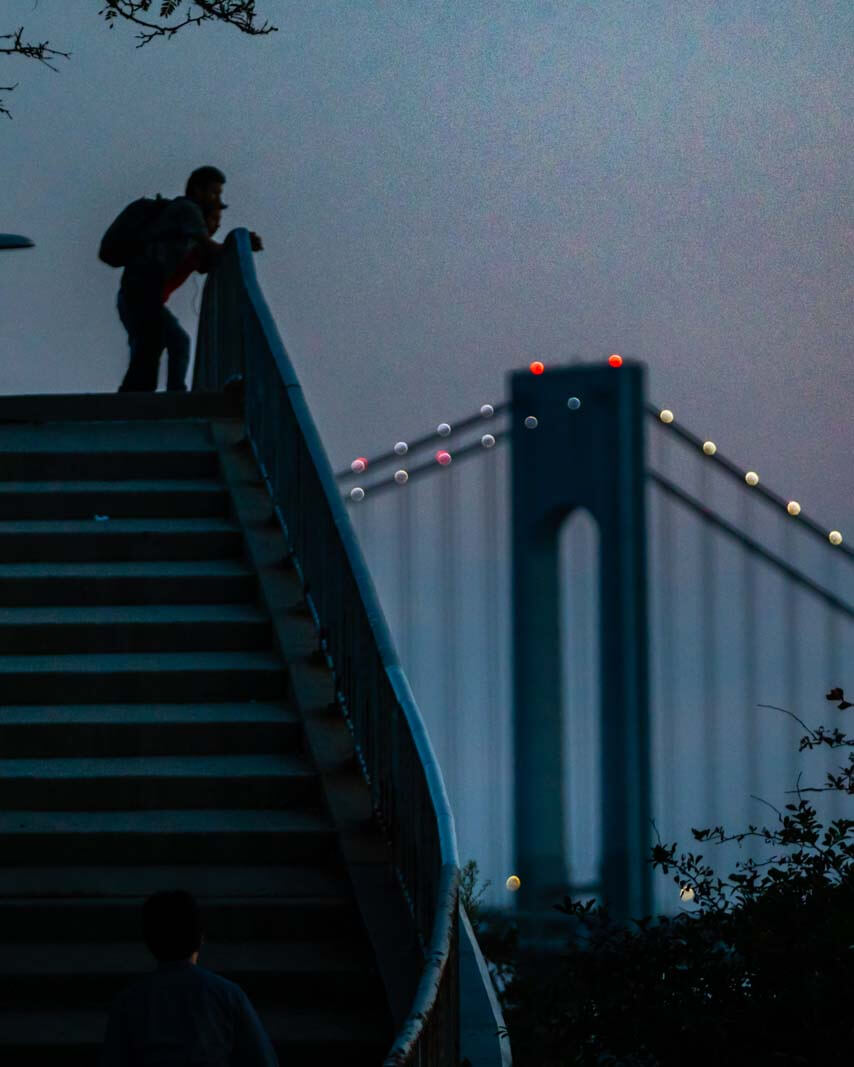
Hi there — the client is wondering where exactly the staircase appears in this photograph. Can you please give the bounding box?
[0,394,419,1065]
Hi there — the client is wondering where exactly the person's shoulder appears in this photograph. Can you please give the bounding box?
[194,965,248,1002]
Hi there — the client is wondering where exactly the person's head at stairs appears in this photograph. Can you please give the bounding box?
[185,165,226,215]
[143,889,206,966]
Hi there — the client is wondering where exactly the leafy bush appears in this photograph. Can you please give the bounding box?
[470,688,854,1066]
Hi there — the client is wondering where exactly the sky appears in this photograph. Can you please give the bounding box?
[2,1,852,907]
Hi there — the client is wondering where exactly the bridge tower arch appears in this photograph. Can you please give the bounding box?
[510,363,652,920]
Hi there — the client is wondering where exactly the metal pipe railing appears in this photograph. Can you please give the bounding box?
[193,229,460,1065]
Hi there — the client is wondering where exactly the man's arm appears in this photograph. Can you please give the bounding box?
[196,237,224,275]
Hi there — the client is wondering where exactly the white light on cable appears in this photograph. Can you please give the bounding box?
[481,434,496,448]
[394,441,408,456]
[350,487,365,501]
[745,471,759,486]
[702,441,716,456]
[480,404,494,418]
[394,470,409,484]
[437,423,451,436]
[787,501,801,516]
[567,397,581,410]
[525,416,538,429]
[829,530,843,546]
[505,875,521,892]
[659,409,674,424]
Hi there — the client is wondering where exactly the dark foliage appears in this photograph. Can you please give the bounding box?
[469,688,854,1066]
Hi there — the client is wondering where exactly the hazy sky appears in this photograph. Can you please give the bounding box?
[3,1,852,909]
[3,0,851,527]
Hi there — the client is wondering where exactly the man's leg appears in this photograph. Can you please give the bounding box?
[117,271,165,392]
[162,307,191,392]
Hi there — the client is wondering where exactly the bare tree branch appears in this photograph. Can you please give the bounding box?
[0,25,71,119]
[2,3,275,118]
[97,1,277,48]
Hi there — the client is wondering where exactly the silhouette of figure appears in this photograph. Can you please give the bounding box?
[115,165,263,392]
[100,889,279,1066]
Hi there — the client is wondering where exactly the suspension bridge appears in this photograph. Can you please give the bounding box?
[338,356,852,922]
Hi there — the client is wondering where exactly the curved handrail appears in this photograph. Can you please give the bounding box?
[193,229,460,1064]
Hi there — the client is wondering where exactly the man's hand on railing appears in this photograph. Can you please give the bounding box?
[249,232,263,252]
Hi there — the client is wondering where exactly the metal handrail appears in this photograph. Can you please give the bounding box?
[193,229,460,1065]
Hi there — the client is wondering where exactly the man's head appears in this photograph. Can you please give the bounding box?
[205,203,223,236]
[142,889,205,965]
[186,165,226,212]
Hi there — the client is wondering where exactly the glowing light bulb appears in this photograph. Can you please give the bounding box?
[787,501,801,516]
[702,441,716,456]
[394,441,408,456]
[436,450,452,466]
[351,457,367,474]
[608,354,622,368]
[394,470,409,484]
[505,875,521,892]
[481,434,496,448]
[745,471,759,486]
[567,397,581,411]
[659,409,674,424]
[530,361,544,375]
[437,423,451,437]
[680,885,695,902]
[829,530,843,546]
[480,404,494,417]
[350,487,365,501]
[524,416,538,429]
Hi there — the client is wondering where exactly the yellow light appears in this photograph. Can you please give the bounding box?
[702,441,716,455]
[787,501,801,516]
[659,409,674,424]
[829,530,843,546]
[745,471,759,486]
[505,875,521,892]
[680,885,695,902]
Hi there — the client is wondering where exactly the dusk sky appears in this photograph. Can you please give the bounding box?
[3,1,851,523]
[3,2,852,907]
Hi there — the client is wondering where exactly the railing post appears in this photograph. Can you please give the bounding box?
[511,363,652,922]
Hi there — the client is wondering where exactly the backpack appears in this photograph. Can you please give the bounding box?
[98,194,172,267]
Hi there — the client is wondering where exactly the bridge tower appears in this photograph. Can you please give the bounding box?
[511,362,652,921]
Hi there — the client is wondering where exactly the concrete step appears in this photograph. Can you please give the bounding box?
[0,559,258,606]
[0,391,239,422]
[0,449,220,481]
[0,939,383,1011]
[0,702,302,757]
[0,896,360,942]
[0,864,352,900]
[0,480,230,519]
[0,808,338,865]
[0,1006,392,1066]
[0,753,321,810]
[0,603,273,654]
[0,517,245,562]
[0,649,287,703]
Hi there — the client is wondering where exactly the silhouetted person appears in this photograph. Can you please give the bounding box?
[158,202,225,392]
[100,889,279,1066]
[116,165,263,392]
